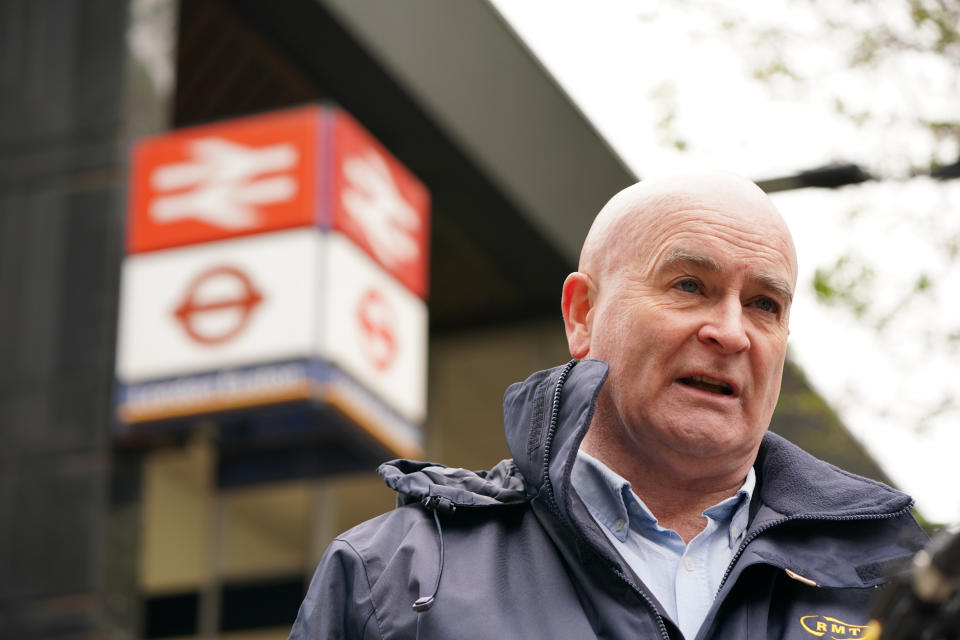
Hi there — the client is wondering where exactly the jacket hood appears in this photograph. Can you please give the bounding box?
[375,359,607,513]
[378,458,529,510]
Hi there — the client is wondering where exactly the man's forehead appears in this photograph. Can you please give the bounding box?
[581,172,799,281]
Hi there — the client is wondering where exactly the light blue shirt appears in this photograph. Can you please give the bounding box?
[571,451,755,640]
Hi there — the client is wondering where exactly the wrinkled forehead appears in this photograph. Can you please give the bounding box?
[653,195,795,275]
[582,178,798,285]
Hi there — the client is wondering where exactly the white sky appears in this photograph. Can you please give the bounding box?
[491,0,960,524]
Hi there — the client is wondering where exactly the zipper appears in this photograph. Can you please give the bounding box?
[540,359,576,519]
[716,506,917,594]
[612,567,672,640]
[540,360,672,640]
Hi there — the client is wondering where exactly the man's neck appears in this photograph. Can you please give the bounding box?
[580,427,756,544]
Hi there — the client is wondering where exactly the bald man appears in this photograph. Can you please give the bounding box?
[290,172,927,640]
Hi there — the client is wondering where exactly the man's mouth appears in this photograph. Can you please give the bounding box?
[678,375,735,396]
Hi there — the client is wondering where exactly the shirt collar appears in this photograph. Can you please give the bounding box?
[705,465,755,548]
[571,450,633,541]
[571,450,755,547]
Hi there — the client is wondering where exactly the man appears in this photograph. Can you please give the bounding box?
[290,170,927,639]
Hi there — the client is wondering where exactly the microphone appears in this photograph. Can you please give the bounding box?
[913,528,960,604]
[865,528,960,640]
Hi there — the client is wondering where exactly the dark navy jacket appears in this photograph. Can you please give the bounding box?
[289,360,928,639]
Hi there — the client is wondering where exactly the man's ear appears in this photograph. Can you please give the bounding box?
[561,271,594,359]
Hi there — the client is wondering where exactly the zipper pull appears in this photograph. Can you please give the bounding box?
[785,568,818,587]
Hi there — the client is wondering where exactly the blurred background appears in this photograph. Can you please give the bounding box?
[0,1,956,638]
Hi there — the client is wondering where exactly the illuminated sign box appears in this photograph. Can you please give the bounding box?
[127,104,430,299]
[115,105,430,465]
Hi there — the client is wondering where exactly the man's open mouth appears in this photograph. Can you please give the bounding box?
[679,375,734,396]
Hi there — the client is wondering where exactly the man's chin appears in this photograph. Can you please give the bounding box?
[658,416,763,460]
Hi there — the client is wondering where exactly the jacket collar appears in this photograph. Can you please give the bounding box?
[503,359,607,502]
[753,431,913,520]
[503,360,913,522]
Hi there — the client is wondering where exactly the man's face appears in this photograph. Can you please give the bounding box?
[583,199,797,463]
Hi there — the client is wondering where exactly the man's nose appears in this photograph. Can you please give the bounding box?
[697,297,750,353]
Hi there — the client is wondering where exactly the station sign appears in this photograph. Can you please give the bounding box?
[128,105,430,299]
[116,105,431,463]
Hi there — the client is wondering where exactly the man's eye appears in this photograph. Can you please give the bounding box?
[752,297,778,313]
[676,279,700,293]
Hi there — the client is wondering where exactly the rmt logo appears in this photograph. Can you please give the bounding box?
[799,615,869,639]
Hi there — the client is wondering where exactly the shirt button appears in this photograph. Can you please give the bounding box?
[683,557,695,572]
[613,519,626,533]
[731,525,741,539]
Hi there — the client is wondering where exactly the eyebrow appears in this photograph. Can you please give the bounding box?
[661,248,794,303]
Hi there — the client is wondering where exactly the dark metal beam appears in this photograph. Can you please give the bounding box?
[758,159,960,194]
[757,163,872,193]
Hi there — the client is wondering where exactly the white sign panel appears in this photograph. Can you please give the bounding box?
[116,228,321,382]
[322,234,428,424]
[116,228,428,423]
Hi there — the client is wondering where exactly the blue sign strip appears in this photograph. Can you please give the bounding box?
[114,358,422,455]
